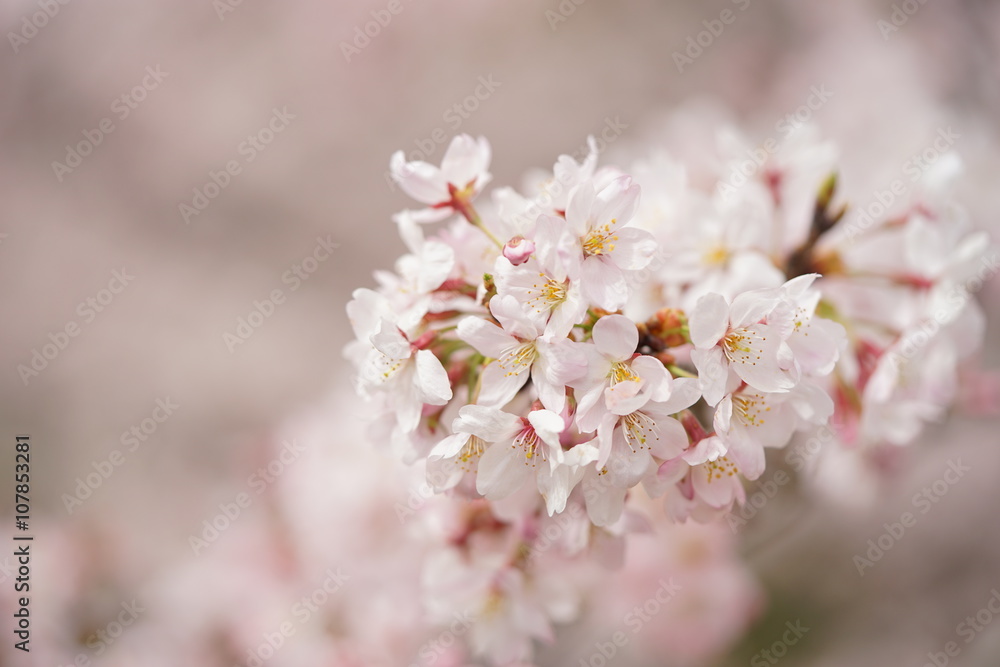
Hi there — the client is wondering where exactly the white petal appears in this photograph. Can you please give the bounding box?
[532,362,567,414]
[724,431,766,480]
[656,377,703,414]
[594,176,640,230]
[690,292,730,349]
[476,442,529,500]
[605,431,652,488]
[414,240,455,293]
[546,286,588,338]
[605,380,647,416]
[729,289,779,329]
[441,135,491,189]
[429,432,470,459]
[714,394,734,434]
[584,477,627,528]
[581,257,628,310]
[535,214,580,281]
[647,416,689,460]
[527,409,565,448]
[690,347,728,406]
[371,319,410,359]
[692,462,740,508]
[631,355,674,402]
[390,151,448,205]
[565,181,596,236]
[425,452,464,491]
[454,404,522,440]
[476,361,529,408]
[728,325,795,394]
[347,288,392,342]
[457,316,516,358]
[610,227,658,271]
[414,349,452,405]
[592,314,639,361]
[682,435,727,465]
[538,337,588,385]
[490,294,541,341]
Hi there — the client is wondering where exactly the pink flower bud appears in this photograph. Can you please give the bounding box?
[503,236,535,265]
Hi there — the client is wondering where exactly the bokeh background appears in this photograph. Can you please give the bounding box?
[1,0,999,665]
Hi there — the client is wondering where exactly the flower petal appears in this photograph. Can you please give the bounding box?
[476,442,529,500]
[457,316,516,358]
[414,349,453,405]
[454,404,522,440]
[592,314,639,361]
[476,361,530,408]
[390,151,448,205]
[594,176,640,230]
[609,227,658,271]
[581,257,628,310]
[690,292,730,349]
[440,134,491,189]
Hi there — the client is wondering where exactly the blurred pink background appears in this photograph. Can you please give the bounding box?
[2,0,1000,664]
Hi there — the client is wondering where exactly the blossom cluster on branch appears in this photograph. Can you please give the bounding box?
[349,131,989,524]
[344,129,991,663]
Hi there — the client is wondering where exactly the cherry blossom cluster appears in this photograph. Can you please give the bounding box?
[349,130,944,532]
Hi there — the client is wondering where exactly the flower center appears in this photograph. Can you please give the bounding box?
[512,429,546,467]
[375,353,405,382]
[621,410,658,452]
[527,274,568,313]
[702,245,729,266]
[732,393,770,427]
[703,455,738,483]
[582,220,619,256]
[498,342,538,377]
[457,436,487,472]
[610,361,640,385]
[722,328,766,366]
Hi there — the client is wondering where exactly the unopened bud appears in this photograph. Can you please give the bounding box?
[646,308,689,348]
[502,236,535,265]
